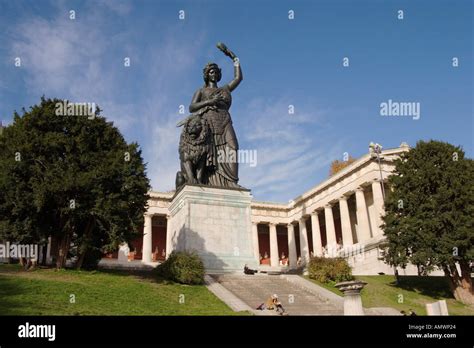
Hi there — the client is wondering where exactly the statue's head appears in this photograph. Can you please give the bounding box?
[203,62,222,84]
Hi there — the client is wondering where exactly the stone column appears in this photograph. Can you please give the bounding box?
[269,223,279,267]
[310,211,323,256]
[335,280,367,315]
[371,180,385,237]
[142,214,153,263]
[298,217,310,263]
[163,215,170,258]
[165,215,172,259]
[339,196,353,246]
[355,187,372,242]
[287,223,297,269]
[426,300,449,316]
[324,204,337,254]
[252,222,260,260]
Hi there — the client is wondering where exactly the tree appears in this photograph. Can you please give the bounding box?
[0,97,150,269]
[329,156,356,176]
[380,140,474,304]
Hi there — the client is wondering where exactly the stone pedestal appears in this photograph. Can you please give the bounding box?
[167,185,258,273]
[335,280,367,315]
[426,300,449,315]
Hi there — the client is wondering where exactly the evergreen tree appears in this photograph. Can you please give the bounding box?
[381,140,474,304]
[0,97,150,269]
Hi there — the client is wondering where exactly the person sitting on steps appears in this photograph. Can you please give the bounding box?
[257,294,286,315]
[271,294,286,315]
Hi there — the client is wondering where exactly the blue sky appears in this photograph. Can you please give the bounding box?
[0,0,472,202]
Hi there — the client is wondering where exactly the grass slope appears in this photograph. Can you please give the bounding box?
[306,275,474,316]
[0,264,241,315]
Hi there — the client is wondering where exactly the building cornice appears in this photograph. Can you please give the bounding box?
[148,145,409,215]
[289,146,407,207]
[148,191,174,201]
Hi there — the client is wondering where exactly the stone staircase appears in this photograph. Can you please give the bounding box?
[211,274,343,315]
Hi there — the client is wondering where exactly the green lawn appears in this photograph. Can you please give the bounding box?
[0,264,242,315]
[306,275,474,316]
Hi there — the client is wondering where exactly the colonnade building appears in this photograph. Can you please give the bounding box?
[102,142,420,275]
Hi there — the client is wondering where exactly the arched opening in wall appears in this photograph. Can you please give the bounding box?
[305,218,314,256]
[258,224,270,265]
[294,224,301,258]
[152,215,167,261]
[276,225,289,266]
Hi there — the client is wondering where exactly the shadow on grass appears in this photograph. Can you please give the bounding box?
[0,265,175,315]
[98,268,171,285]
[1,262,195,290]
[388,276,456,299]
[0,274,37,315]
[0,264,50,314]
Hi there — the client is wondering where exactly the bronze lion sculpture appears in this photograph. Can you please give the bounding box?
[176,114,211,188]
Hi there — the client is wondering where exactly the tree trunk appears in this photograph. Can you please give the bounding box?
[55,236,64,269]
[394,267,400,285]
[41,244,47,266]
[55,215,68,269]
[56,231,72,269]
[75,217,94,270]
[75,247,86,270]
[19,257,35,271]
[443,262,474,305]
[26,258,36,271]
[19,257,26,270]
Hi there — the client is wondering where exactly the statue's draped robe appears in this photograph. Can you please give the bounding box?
[199,85,240,188]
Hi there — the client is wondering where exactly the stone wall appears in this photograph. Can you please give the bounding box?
[346,240,444,276]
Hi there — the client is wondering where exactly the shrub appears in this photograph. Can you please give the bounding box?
[156,251,205,285]
[308,256,354,284]
[81,247,104,270]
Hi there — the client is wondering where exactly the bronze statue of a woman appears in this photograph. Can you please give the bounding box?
[177,43,243,189]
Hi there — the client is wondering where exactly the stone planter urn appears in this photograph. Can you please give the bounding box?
[335,280,367,315]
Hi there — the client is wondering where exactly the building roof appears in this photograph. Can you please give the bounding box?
[149,143,410,208]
